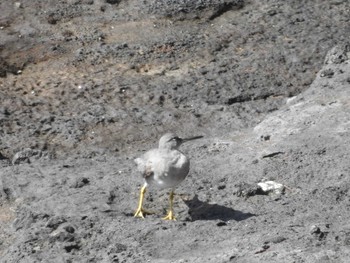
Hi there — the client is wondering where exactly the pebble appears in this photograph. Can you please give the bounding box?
[257,181,285,195]
[310,225,321,234]
[14,2,22,8]
[71,177,90,188]
[320,69,335,78]
[12,148,42,165]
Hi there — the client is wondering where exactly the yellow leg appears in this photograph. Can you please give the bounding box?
[162,190,176,220]
[134,185,151,218]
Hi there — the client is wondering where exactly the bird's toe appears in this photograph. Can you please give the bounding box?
[162,211,176,221]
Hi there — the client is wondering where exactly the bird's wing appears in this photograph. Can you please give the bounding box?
[134,155,154,179]
[150,150,183,176]
[135,149,183,179]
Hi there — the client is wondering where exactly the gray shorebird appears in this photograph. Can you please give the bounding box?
[134,133,203,220]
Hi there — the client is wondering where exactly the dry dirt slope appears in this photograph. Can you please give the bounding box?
[0,44,350,262]
[1,0,350,262]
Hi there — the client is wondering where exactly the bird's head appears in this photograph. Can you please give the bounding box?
[159,133,182,150]
[158,133,203,150]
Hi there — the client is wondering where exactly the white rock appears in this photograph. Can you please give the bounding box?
[257,181,285,195]
[14,2,22,8]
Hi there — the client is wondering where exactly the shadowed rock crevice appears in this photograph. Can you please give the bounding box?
[141,0,244,20]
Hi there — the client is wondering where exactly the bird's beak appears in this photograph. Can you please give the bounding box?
[181,135,203,143]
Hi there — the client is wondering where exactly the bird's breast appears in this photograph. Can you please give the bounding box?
[146,150,190,189]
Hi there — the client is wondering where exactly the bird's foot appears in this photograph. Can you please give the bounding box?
[134,208,153,219]
[162,210,176,221]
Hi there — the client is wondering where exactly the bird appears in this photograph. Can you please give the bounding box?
[134,132,203,220]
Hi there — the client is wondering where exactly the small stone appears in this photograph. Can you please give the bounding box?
[64,243,80,253]
[71,177,90,188]
[50,229,75,242]
[217,184,226,190]
[320,68,335,78]
[64,225,75,233]
[47,15,58,25]
[41,124,52,132]
[267,9,277,16]
[262,244,270,250]
[14,2,22,8]
[234,182,263,197]
[12,148,42,165]
[101,204,112,212]
[0,152,8,160]
[310,225,321,234]
[324,43,350,64]
[257,181,285,195]
[0,107,10,116]
[260,135,271,141]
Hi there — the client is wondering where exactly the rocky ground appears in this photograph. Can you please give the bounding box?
[1,0,350,262]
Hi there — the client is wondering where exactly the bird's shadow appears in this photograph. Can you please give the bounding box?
[182,195,255,222]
